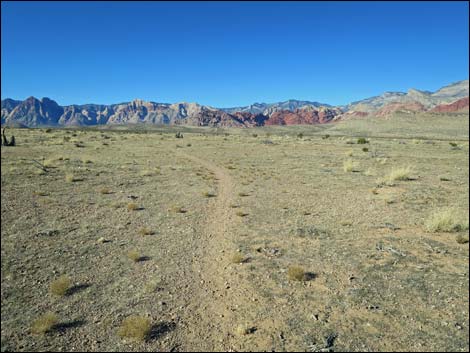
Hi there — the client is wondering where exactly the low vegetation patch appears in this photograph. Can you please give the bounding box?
[138,227,154,236]
[118,315,151,341]
[456,234,469,244]
[172,206,187,213]
[127,202,139,211]
[287,266,307,281]
[49,275,71,296]
[425,208,469,233]
[357,137,369,144]
[388,166,412,181]
[31,312,59,334]
[127,250,142,262]
[343,159,358,172]
[65,173,78,183]
[203,191,217,198]
[230,252,246,264]
[99,187,112,194]
[235,324,256,336]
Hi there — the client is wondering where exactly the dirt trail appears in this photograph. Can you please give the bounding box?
[175,152,242,351]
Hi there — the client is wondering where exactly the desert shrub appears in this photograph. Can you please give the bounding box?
[287,266,306,281]
[425,208,469,233]
[238,192,250,197]
[49,275,71,296]
[388,166,412,181]
[127,250,142,262]
[322,134,330,139]
[118,315,151,341]
[235,324,255,336]
[172,206,187,213]
[99,188,112,194]
[203,191,217,198]
[456,234,469,244]
[343,159,358,172]
[65,173,77,183]
[236,211,248,217]
[297,133,304,138]
[43,159,56,168]
[230,253,245,264]
[252,134,258,138]
[140,170,153,177]
[33,191,49,196]
[362,147,369,152]
[127,203,139,211]
[139,227,154,236]
[31,312,58,334]
[357,137,369,144]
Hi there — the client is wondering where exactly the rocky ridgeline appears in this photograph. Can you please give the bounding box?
[1,80,468,127]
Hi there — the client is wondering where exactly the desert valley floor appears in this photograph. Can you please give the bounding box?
[1,113,469,352]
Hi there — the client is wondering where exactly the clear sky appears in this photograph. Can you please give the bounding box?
[1,1,468,107]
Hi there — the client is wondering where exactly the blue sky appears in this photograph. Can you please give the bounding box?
[1,1,468,107]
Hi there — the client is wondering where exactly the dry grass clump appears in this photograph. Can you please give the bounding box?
[456,234,469,244]
[203,191,217,198]
[236,211,248,217]
[343,159,358,172]
[49,275,71,296]
[235,324,255,336]
[230,252,246,264]
[43,159,57,168]
[140,170,153,177]
[287,266,306,281]
[31,312,58,334]
[425,208,469,233]
[138,227,154,236]
[118,315,151,341]
[33,191,49,196]
[127,202,139,211]
[127,250,142,262]
[388,166,412,181]
[172,206,187,213]
[99,187,112,194]
[238,192,250,197]
[65,173,78,183]
[377,166,413,186]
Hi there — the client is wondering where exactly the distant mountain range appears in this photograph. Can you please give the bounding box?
[1,80,468,128]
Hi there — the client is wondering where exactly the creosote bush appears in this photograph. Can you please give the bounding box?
[118,315,152,341]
